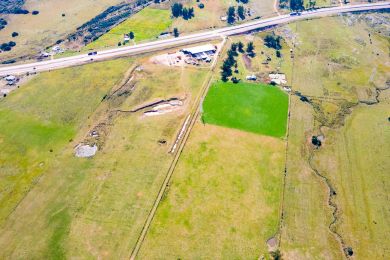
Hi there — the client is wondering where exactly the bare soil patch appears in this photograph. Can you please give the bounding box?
[242,54,252,70]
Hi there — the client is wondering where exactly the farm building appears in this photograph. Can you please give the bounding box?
[181,44,217,60]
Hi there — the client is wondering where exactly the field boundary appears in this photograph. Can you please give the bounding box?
[128,37,227,259]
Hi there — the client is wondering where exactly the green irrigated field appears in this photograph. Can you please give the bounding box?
[139,123,286,259]
[86,7,172,50]
[202,81,288,137]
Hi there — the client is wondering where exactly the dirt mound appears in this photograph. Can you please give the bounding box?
[266,237,278,251]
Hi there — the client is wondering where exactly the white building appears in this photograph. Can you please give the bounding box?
[269,73,287,85]
[181,44,217,60]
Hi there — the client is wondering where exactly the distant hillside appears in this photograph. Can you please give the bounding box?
[0,0,28,14]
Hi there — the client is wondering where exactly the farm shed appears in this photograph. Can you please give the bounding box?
[181,44,216,60]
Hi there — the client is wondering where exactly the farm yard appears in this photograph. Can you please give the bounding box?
[202,81,289,138]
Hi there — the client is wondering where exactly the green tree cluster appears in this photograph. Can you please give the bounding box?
[171,3,195,20]
[290,0,304,11]
[264,34,282,50]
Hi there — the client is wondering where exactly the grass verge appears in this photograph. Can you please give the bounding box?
[85,7,172,50]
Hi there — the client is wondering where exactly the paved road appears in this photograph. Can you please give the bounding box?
[0,2,389,76]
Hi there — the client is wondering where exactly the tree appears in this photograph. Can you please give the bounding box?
[237,41,244,53]
[118,42,122,46]
[32,10,39,15]
[231,77,240,83]
[311,136,321,147]
[182,8,189,20]
[231,43,237,52]
[11,32,19,37]
[221,59,233,81]
[237,6,245,20]
[246,41,255,57]
[264,34,282,50]
[129,31,135,40]
[270,249,282,260]
[276,50,281,58]
[198,3,205,8]
[228,49,238,58]
[226,51,236,66]
[221,72,229,82]
[227,6,235,24]
[290,0,304,11]
[173,27,179,37]
[188,7,195,19]
[171,3,183,17]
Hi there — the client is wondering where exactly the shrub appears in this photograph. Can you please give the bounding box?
[311,136,322,147]
[13,9,29,14]
[270,249,282,260]
[173,28,179,37]
[264,34,282,50]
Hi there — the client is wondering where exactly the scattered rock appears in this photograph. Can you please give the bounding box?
[316,135,325,142]
[158,139,167,145]
[311,136,322,147]
[344,247,354,256]
[75,144,98,158]
[90,130,99,137]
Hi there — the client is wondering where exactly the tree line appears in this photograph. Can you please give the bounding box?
[221,41,255,82]
[171,3,195,20]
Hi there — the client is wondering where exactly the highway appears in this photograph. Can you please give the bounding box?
[0,2,388,76]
